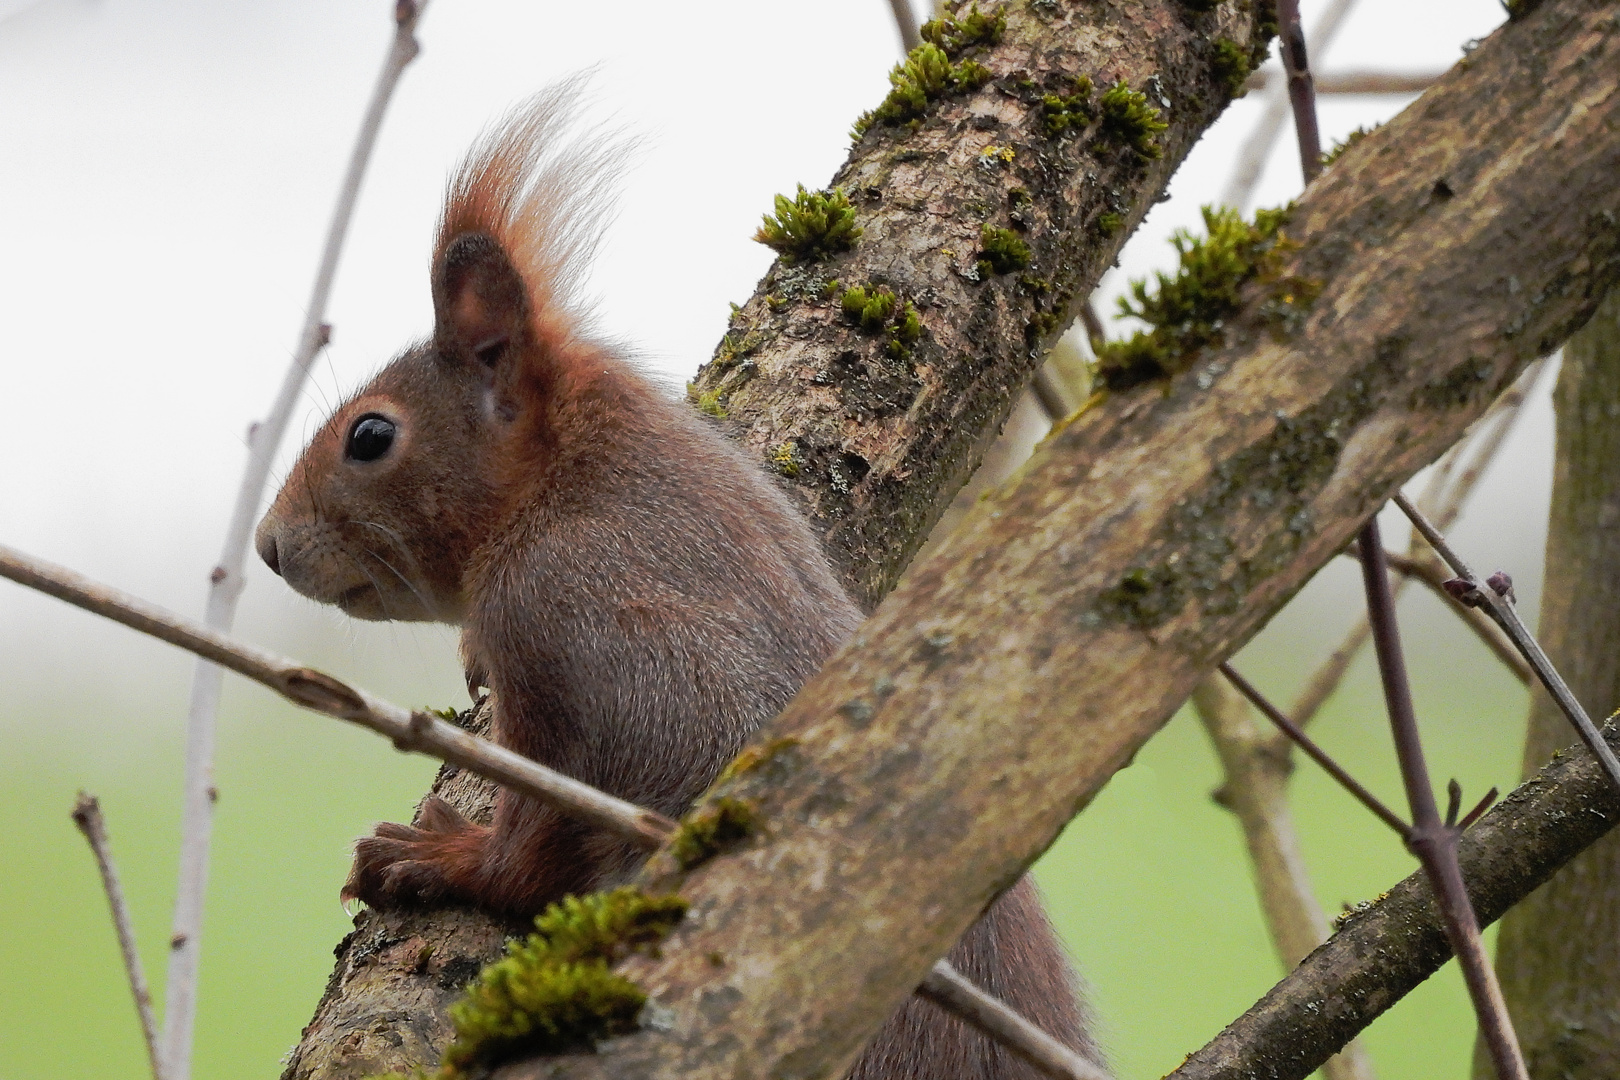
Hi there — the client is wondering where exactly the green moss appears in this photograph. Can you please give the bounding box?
[852,43,993,137]
[687,383,729,419]
[426,705,460,722]
[842,284,899,331]
[976,225,1031,276]
[920,3,1006,52]
[754,185,862,263]
[1321,123,1378,167]
[1211,37,1252,97]
[434,889,688,1075]
[669,797,758,870]
[768,441,803,478]
[1097,211,1124,236]
[1095,204,1317,389]
[1039,76,1093,137]
[1099,80,1169,160]
[839,284,924,359]
[1248,0,1280,66]
[715,736,801,787]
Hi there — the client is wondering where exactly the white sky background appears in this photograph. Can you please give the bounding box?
[0,0,1525,724]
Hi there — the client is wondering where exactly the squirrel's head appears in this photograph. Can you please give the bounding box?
[255,82,622,623]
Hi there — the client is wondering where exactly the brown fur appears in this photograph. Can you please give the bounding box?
[255,84,1098,1077]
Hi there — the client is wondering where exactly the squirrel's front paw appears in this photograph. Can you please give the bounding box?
[341,796,487,910]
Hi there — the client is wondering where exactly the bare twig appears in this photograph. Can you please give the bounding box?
[1290,359,1545,725]
[0,543,673,848]
[917,961,1111,1080]
[1356,518,1529,1080]
[1243,69,1443,95]
[161,7,427,1077]
[1361,547,1533,683]
[1219,0,1360,210]
[1395,493,1620,797]
[1,542,1087,1080]
[1220,663,1410,839]
[1268,0,1526,1069]
[72,793,163,1080]
[1188,678,1379,1080]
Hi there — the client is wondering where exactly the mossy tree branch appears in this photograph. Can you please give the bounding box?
[479,2,1619,1077]
[690,0,1275,609]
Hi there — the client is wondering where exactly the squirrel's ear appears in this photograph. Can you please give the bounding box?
[432,232,530,374]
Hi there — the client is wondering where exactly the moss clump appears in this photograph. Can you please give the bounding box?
[437,889,688,1075]
[852,43,993,137]
[768,441,803,478]
[1099,80,1169,159]
[669,797,758,870]
[687,383,729,419]
[839,284,924,359]
[976,225,1031,277]
[1211,37,1252,97]
[754,185,862,263]
[1321,124,1378,167]
[1039,75,1093,137]
[920,3,1005,52]
[1097,211,1124,236]
[842,284,899,331]
[1095,205,1316,389]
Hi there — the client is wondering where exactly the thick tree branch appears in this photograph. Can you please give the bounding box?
[690,0,1273,608]
[485,2,1620,1077]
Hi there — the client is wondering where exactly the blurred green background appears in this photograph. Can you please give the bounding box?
[0,0,1529,1077]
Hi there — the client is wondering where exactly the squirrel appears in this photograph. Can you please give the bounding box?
[255,84,1098,1078]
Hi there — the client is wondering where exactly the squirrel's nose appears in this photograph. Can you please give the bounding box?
[257,529,282,576]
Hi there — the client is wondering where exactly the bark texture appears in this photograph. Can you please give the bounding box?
[689,0,1272,610]
[1474,289,1620,1080]
[282,1,1272,1075]
[484,2,1620,1078]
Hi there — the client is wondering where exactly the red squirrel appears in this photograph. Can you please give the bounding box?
[255,86,1098,1078]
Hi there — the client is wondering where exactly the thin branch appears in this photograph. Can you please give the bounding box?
[1352,546,1532,684]
[1188,677,1380,1080]
[71,793,163,1080]
[161,6,428,1079]
[1219,0,1360,210]
[1244,68,1443,95]
[1395,492,1620,796]
[1270,0,1525,1070]
[1289,358,1545,725]
[0,542,1088,1080]
[1220,663,1411,839]
[1275,0,1323,185]
[0,543,674,849]
[917,961,1111,1080]
[1355,518,1528,1079]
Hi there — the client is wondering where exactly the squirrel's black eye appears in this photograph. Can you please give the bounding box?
[346,414,396,462]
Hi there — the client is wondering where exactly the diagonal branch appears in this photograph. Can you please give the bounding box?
[489,1,1620,1075]
[72,794,164,1080]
